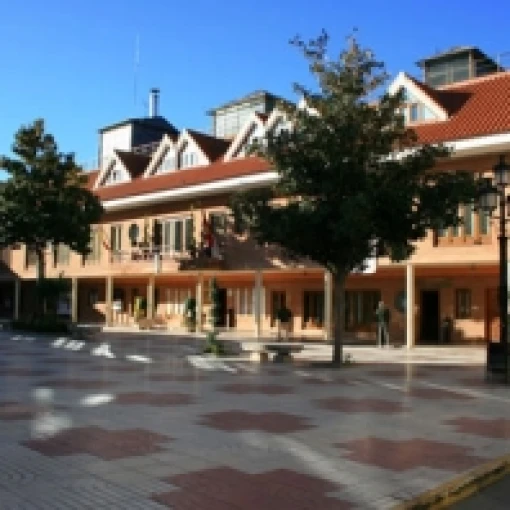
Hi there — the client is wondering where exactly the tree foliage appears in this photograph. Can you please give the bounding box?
[231,32,481,364]
[0,119,104,282]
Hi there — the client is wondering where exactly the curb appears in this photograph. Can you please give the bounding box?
[394,453,510,509]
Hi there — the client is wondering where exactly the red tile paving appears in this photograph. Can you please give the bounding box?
[315,397,407,413]
[149,373,209,382]
[0,401,36,421]
[199,411,313,433]
[218,383,294,395]
[23,426,171,460]
[87,364,145,373]
[301,377,354,385]
[406,387,474,400]
[337,437,484,471]
[0,367,54,377]
[37,378,115,389]
[115,391,195,406]
[446,417,510,439]
[152,467,351,509]
[43,358,91,365]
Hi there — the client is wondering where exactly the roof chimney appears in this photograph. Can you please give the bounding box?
[149,88,160,118]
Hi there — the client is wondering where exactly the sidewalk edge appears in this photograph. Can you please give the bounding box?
[393,454,510,510]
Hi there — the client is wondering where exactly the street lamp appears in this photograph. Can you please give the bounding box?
[479,155,510,382]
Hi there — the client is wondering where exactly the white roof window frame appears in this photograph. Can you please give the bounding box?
[143,134,177,177]
[223,112,267,162]
[388,72,449,122]
[93,153,131,189]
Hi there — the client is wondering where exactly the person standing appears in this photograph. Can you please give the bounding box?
[376,301,390,347]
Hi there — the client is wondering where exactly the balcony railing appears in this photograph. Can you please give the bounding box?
[109,247,191,264]
[109,244,225,271]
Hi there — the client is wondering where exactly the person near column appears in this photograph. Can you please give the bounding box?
[376,300,390,347]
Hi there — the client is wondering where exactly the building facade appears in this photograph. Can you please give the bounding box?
[2,48,510,347]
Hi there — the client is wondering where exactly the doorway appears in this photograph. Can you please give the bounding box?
[270,291,287,327]
[420,290,440,343]
[215,288,227,328]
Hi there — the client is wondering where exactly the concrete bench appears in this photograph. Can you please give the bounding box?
[264,343,304,363]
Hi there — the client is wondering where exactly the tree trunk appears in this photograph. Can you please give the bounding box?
[332,272,347,366]
[35,248,46,317]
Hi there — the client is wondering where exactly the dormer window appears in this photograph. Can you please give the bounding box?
[181,152,196,169]
[160,156,175,173]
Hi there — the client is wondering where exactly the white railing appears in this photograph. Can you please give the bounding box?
[110,247,191,264]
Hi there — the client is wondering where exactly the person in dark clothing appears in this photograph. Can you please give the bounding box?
[375,301,391,347]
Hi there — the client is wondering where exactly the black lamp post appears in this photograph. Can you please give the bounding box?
[479,155,510,382]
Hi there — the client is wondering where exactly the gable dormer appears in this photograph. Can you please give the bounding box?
[264,109,292,138]
[143,134,178,177]
[388,72,449,125]
[94,150,150,188]
[223,112,267,161]
[94,152,131,188]
[175,130,209,169]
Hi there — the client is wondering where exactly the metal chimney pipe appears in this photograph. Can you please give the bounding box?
[149,88,160,117]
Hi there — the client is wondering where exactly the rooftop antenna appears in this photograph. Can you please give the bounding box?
[134,34,140,111]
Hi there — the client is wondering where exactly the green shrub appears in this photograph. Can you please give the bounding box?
[203,331,226,356]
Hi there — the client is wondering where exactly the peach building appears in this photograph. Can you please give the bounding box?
[1,47,510,346]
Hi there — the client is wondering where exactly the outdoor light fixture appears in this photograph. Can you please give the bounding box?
[479,155,510,382]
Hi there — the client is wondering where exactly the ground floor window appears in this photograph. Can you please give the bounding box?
[345,290,380,330]
[455,288,472,319]
[166,288,191,315]
[303,290,324,328]
[234,288,253,315]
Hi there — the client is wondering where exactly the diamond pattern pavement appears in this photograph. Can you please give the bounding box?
[0,331,506,509]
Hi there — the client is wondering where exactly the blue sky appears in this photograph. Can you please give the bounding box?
[1,0,509,170]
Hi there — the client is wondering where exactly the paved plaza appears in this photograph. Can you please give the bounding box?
[0,331,508,509]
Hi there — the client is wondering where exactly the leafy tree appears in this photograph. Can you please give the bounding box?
[0,119,103,308]
[231,32,480,365]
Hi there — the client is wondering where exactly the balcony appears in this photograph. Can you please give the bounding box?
[108,244,226,274]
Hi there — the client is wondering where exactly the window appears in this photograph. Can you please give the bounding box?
[110,225,122,252]
[410,104,420,122]
[303,291,324,327]
[53,244,70,266]
[84,229,101,264]
[209,212,227,235]
[478,208,491,236]
[463,204,474,236]
[25,247,37,267]
[345,290,381,330]
[455,289,472,319]
[162,218,192,253]
[166,288,191,315]
[235,288,253,315]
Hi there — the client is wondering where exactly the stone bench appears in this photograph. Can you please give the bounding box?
[264,343,304,363]
[245,343,304,363]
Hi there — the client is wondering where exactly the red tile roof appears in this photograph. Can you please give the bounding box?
[115,150,151,178]
[87,72,510,204]
[412,71,510,143]
[187,129,230,162]
[92,156,270,202]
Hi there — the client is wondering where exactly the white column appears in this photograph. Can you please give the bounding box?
[406,263,415,349]
[71,277,78,324]
[254,270,262,340]
[147,276,155,320]
[324,271,333,342]
[13,279,20,320]
[196,275,203,332]
[106,276,113,326]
